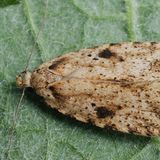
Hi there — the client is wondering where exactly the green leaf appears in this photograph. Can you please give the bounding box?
[152,137,160,151]
[0,0,19,8]
[0,0,160,160]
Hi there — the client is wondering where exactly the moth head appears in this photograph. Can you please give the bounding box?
[16,71,32,88]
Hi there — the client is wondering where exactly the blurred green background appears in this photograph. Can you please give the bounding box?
[0,0,160,160]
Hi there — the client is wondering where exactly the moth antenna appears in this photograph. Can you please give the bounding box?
[16,0,48,88]
[4,1,49,159]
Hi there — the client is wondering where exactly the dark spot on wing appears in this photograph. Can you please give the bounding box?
[87,118,94,124]
[118,56,124,62]
[49,86,54,90]
[36,69,40,73]
[49,62,60,70]
[133,42,142,44]
[49,57,66,70]
[98,49,115,58]
[151,60,160,72]
[128,126,138,134]
[104,125,113,130]
[91,103,96,107]
[110,43,121,46]
[49,86,61,99]
[151,42,157,45]
[95,107,114,118]
[93,57,99,60]
[133,42,143,48]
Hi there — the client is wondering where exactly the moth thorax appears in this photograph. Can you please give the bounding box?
[16,71,32,88]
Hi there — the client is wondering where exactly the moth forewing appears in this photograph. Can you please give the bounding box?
[16,42,160,137]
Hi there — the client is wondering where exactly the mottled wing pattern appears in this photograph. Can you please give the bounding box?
[31,42,160,136]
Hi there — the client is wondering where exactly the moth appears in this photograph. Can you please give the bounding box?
[16,42,160,137]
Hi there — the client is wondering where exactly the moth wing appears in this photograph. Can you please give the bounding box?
[48,78,160,136]
[46,42,160,82]
[32,42,160,136]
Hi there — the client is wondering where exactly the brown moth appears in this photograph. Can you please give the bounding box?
[16,42,160,137]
